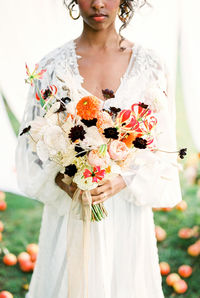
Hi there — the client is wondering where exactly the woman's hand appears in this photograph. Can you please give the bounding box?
[90,174,126,205]
[55,172,77,199]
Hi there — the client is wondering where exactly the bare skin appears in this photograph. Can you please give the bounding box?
[55,0,132,203]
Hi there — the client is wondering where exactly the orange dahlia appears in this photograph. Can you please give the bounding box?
[76,96,101,120]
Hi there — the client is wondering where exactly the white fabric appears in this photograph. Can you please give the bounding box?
[15,39,182,298]
[179,0,200,150]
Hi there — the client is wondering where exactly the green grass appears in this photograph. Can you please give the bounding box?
[0,193,43,297]
[154,182,200,297]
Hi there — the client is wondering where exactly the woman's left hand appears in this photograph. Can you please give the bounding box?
[90,174,126,205]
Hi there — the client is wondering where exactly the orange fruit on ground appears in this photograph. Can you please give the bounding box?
[178,265,192,278]
[161,207,173,212]
[26,243,39,261]
[0,232,2,241]
[152,207,162,211]
[159,262,170,275]
[26,243,39,255]
[0,200,7,211]
[187,243,200,257]
[19,259,34,272]
[178,228,193,239]
[155,226,167,242]
[3,253,17,266]
[166,273,181,286]
[173,279,188,294]
[17,252,31,265]
[0,291,13,298]
[175,200,187,211]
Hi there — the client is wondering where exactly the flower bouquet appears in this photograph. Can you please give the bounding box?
[21,63,187,222]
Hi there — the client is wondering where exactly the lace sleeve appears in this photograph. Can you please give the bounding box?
[15,58,71,216]
[120,48,183,208]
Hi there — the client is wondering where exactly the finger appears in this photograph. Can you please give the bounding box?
[91,184,108,196]
[90,187,102,196]
[92,192,108,203]
[69,185,76,191]
[93,199,104,205]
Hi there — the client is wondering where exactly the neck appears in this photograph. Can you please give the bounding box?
[76,22,124,51]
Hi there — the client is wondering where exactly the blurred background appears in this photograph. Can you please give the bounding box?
[0,0,200,297]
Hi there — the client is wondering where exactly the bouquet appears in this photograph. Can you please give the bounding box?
[21,63,187,222]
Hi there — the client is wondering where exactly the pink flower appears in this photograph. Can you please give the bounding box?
[83,166,106,182]
[87,149,110,167]
[108,140,129,161]
[96,111,114,133]
[25,63,47,86]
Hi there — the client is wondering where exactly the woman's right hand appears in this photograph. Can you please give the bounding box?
[55,172,77,199]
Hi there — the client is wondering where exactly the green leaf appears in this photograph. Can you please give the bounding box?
[0,89,20,137]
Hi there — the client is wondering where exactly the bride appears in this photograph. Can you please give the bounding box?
[15,0,183,297]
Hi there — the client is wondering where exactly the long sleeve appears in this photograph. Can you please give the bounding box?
[121,50,183,208]
[15,62,71,216]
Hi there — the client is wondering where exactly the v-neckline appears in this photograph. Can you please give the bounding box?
[70,39,137,102]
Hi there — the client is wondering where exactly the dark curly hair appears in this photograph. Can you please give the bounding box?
[63,0,152,50]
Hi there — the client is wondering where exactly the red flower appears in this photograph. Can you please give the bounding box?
[83,166,106,183]
[116,109,139,131]
[131,102,151,119]
[35,85,58,101]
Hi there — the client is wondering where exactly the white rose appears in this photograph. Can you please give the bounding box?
[43,125,67,155]
[144,86,167,113]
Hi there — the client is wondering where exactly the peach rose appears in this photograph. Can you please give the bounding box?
[87,150,110,168]
[108,140,129,161]
[96,111,114,133]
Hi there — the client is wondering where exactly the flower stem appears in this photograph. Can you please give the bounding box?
[100,203,108,217]
[153,148,179,154]
[92,204,102,221]
[91,205,100,221]
[97,204,105,218]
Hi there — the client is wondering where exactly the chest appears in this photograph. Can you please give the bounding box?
[75,48,134,101]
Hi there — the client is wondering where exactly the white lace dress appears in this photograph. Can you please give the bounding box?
[15,39,182,298]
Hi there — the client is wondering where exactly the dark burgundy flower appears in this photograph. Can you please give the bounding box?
[55,102,66,113]
[179,148,187,159]
[81,118,97,127]
[103,127,119,139]
[75,145,87,157]
[60,97,71,103]
[138,102,148,109]
[109,106,121,115]
[64,164,77,177]
[42,87,52,99]
[55,97,71,113]
[19,125,31,136]
[102,88,115,100]
[132,137,147,149]
[68,125,86,142]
